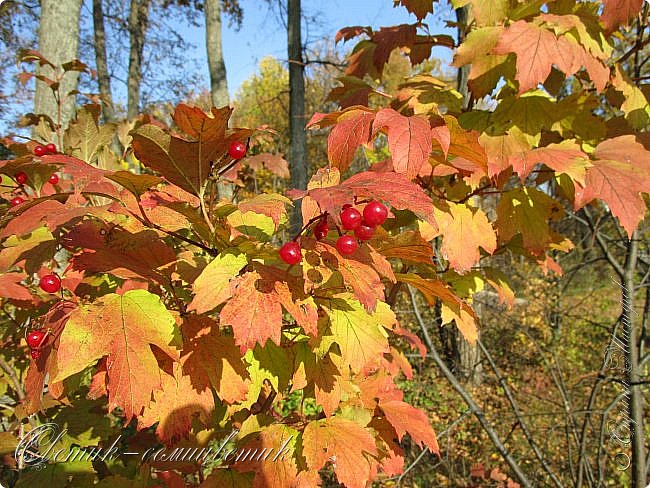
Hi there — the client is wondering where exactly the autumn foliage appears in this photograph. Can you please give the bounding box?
[1,0,649,486]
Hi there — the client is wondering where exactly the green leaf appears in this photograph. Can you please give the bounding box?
[104,171,163,199]
[324,295,393,373]
[188,250,248,314]
[64,105,116,164]
[243,342,292,410]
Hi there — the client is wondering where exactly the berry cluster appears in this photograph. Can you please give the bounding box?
[26,329,48,359]
[33,143,57,157]
[279,200,389,264]
[8,143,61,208]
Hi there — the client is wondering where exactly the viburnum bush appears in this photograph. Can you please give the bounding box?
[1,0,649,486]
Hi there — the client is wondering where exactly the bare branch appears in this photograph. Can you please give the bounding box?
[407,286,534,488]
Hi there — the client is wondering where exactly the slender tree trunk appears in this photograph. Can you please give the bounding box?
[206,0,234,201]
[287,0,307,234]
[34,0,83,131]
[127,0,151,119]
[622,232,646,487]
[205,0,229,107]
[93,0,114,122]
[455,5,470,109]
[453,4,483,385]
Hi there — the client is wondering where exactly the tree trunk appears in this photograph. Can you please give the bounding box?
[34,0,83,131]
[205,0,229,107]
[455,5,470,109]
[622,232,646,487]
[206,0,234,201]
[287,0,307,234]
[127,0,151,119]
[92,0,114,122]
[453,4,483,385]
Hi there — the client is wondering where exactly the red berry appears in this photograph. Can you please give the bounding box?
[355,222,375,241]
[10,196,24,207]
[26,329,47,349]
[228,141,247,159]
[48,174,59,185]
[340,207,362,230]
[39,274,61,293]
[279,241,302,265]
[30,349,42,360]
[342,203,353,210]
[363,200,388,226]
[33,145,46,157]
[45,143,57,154]
[314,219,329,240]
[336,235,358,255]
[15,172,27,185]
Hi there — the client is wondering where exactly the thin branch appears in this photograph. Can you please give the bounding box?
[477,339,564,488]
[407,286,533,488]
[0,357,25,402]
[580,208,625,278]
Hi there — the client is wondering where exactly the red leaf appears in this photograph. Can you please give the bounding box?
[327,76,375,109]
[394,325,427,357]
[373,108,432,179]
[0,273,32,301]
[335,26,372,44]
[220,270,284,352]
[289,170,438,231]
[314,241,385,312]
[63,223,177,285]
[601,0,644,32]
[172,104,232,140]
[23,301,76,414]
[575,135,650,236]
[394,0,435,21]
[369,229,434,265]
[243,153,290,178]
[510,142,586,182]
[372,25,417,71]
[328,109,376,172]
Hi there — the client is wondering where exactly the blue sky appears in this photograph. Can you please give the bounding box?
[2,0,455,132]
[183,0,453,97]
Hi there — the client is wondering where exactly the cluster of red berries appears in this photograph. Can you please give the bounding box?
[26,329,49,359]
[33,143,58,157]
[8,143,61,207]
[279,200,389,264]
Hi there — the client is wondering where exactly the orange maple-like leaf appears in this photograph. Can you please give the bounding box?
[493,20,608,93]
[303,417,379,488]
[139,361,214,446]
[380,399,440,454]
[575,135,650,237]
